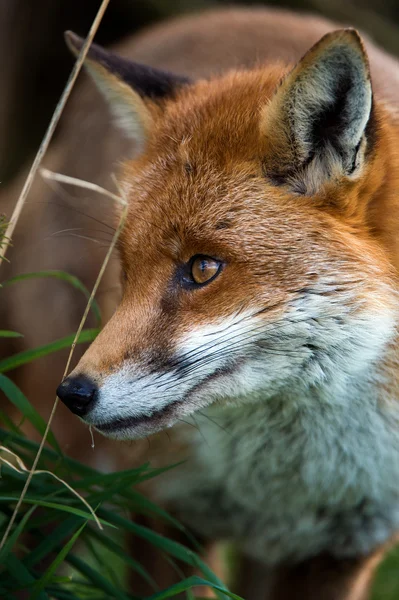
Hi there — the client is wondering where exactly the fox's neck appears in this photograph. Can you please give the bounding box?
[195,348,399,507]
[163,344,399,563]
[198,338,399,468]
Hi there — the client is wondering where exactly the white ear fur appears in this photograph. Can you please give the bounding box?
[82,60,153,151]
[65,32,153,151]
[65,31,191,153]
[262,29,373,194]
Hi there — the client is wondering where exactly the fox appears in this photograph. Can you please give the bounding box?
[3,6,399,600]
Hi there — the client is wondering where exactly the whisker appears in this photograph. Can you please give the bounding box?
[47,232,112,245]
[50,226,114,240]
[150,332,309,396]
[198,411,231,435]
[40,178,178,240]
[186,415,210,448]
[178,417,199,431]
[163,307,291,370]
[95,285,122,298]
[29,197,117,232]
[151,316,307,386]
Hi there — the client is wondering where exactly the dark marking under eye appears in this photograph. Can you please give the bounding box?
[159,256,223,317]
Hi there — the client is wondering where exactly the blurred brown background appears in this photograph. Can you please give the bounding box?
[1,0,398,186]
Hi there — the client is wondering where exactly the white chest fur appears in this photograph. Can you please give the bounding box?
[162,377,399,564]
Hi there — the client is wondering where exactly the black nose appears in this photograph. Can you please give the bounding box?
[57,375,98,417]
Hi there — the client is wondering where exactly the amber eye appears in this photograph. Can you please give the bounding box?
[190,255,222,285]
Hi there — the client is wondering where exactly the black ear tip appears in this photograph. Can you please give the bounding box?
[64,30,84,55]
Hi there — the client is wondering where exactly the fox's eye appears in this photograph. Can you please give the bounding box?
[178,255,224,289]
[191,255,222,285]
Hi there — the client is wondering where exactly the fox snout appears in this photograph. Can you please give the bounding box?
[57,375,98,417]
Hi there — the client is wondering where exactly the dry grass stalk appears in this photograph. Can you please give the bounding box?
[0,171,128,551]
[0,0,111,267]
[0,446,102,529]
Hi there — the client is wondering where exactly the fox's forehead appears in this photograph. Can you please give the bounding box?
[157,67,287,160]
[119,158,302,266]
[123,66,288,182]
[118,68,300,255]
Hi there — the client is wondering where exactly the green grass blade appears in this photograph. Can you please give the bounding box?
[0,328,99,373]
[0,330,23,338]
[0,428,98,477]
[75,464,152,489]
[147,577,243,600]
[24,515,83,568]
[2,554,49,600]
[44,586,83,600]
[0,374,61,452]
[147,576,207,600]
[0,463,69,498]
[0,496,115,527]
[31,521,87,599]
[3,270,102,326]
[0,408,23,434]
[121,489,197,545]
[66,553,133,600]
[85,476,159,506]
[95,484,200,550]
[98,510,227,593]
[88,526,158,592]
[83,534,123,590]
[0,505,36,564]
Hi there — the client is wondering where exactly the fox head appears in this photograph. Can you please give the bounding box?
[57,29,397,439]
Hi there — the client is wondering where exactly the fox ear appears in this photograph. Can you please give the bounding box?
[261,29,373,194]
[65,31,191,153]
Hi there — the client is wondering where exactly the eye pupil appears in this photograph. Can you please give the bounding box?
[191,256,221,285]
